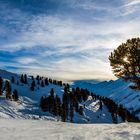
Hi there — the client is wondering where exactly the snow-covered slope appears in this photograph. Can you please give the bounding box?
[0,69,115,123]
[72,79,140,118]
[0,119,139,140]
[0,70,64,119]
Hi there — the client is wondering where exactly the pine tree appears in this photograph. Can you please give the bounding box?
[78,106,83,115]
[109,38,140,89]
[30,80,36,91]
[61,103,67,122]
[36,75,40,81]
[0,77,3,95]
[49,78,52,83]
[24,74,28,84]
[62,91,69,118]
[12,89,19,101]
[40,96,44,110]
[55,95,61,116]
[36,75,40,85]
[5,80,12,99]
[75,87,82,102]
[99,100,103,111]
[50,88,54,96]
[49,88,55,114]
[45,78,49,86]
[40,96,49,112]
[118,105,126,122]
[111,113,118,124]
[20,74,24,83]
[41,80,45,87]
[70,103,74,122]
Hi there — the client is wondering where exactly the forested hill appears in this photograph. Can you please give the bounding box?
[0,69,139,123]
[72,78,140,120]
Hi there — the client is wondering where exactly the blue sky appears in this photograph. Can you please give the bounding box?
[0,0,140,80]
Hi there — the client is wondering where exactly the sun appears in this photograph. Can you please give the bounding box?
[123,57,129,63]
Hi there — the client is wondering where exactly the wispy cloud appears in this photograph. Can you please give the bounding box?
[124,0,140,6]
[0,0,140,80]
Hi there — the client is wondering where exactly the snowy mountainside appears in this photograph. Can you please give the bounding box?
[0,69,116,123]
[72,78,140,118]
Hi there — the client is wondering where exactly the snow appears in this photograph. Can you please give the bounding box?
[78,97,120,124]
[72,78,140,118]
[0,69,115,123]
[0,70,139,139]
[0,119,139,140]
[0,70,64,120]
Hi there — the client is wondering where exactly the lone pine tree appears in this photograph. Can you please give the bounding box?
[109,38,140,89]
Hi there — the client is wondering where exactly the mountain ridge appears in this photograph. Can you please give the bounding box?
[72,78,140,119]
[0,69,139,123]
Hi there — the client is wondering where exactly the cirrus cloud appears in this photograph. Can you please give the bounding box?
[0,0,140,80]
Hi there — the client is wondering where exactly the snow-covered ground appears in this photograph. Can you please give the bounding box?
[0,70,139,140]
[0,69,115,123]
[72,79,140,118]
[0,119,139,140]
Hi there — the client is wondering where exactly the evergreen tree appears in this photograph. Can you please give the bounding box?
[70,103,74,122]
[49,78,52,83]
[20,74,24,83]
[24,74,28,84]
[78,106,83,115]
[62,91,69,117]
[58,81,63,86]
[0,77,3,95]
[41,80,45,87]
[75,87,82,102]
[12,89,19,101]
[49,88,55,114]
[99,100,103,111]
[118,105,126,122]
[36,75,40,81]
[45,78,49,86]
[111,113,118,124]
[55,95,61,116]
[5,80,12,99]
[40,96,49,112]
[50,88,54,96]
[36,75,40,85]
[109,38,140,89]
[30,80,36,91]
[61,103,67,122]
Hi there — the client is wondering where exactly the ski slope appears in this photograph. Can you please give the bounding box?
[0,119,139,140]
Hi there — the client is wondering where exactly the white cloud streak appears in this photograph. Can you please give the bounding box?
[0,0,140,80]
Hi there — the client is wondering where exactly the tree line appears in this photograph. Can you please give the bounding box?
[18,73,140,123]
[40,82,140,123]
[0,72,139,123]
